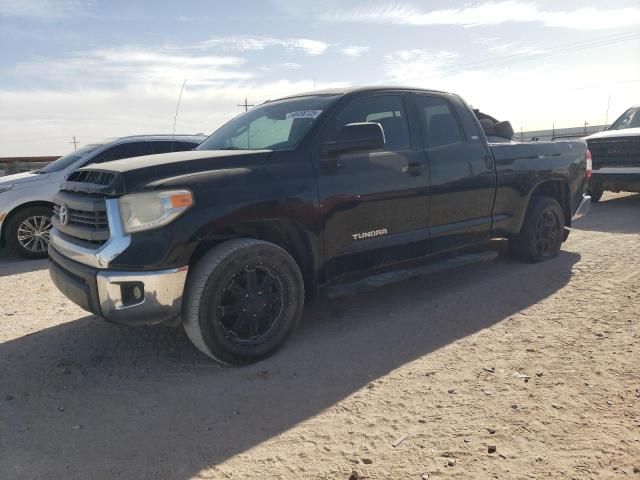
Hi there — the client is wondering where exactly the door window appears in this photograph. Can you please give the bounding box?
[336,95,411,151]
[149,140,196,154]
[416,96,463,148]
[88,142,150,164]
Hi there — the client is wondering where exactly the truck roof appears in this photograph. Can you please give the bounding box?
[278,86,451,100]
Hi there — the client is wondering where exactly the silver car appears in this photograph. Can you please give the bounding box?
[0,134,205,259]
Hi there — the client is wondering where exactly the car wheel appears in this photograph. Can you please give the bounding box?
[589,184,604,203]
[183,238,305,366]
[6,206,53,259]
[509,196,564,263]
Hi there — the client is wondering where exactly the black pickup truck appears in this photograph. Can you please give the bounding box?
[48,87,591,365]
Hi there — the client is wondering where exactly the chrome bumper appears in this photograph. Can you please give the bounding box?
[572,194,591,222]
[96,267,188,325]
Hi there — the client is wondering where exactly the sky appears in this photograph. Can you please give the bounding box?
[0,0,639,156]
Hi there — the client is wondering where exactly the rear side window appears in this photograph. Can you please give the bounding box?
[416,96,463,148]
[89,142,150,164]
[150,141,197,154]
[336,95,411,151]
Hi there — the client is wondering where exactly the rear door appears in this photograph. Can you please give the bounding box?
[413,94,495,251]
[315,93,430,280]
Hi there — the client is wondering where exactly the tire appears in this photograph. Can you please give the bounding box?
[509,196,565,263]
[589,184,604,203]
[5,206,53,259]
[183,239,305,366]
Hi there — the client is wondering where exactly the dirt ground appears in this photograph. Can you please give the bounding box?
[1,192,639,480]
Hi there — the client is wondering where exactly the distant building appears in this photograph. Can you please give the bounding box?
[0,156,60,177]
[519,124,607,142]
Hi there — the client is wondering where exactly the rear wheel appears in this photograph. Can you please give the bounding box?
[509,196,564,263]
[183,239,305,366]
[6,206,52,259]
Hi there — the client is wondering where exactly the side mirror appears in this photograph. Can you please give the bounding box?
[494,121,514,139]
[324,122,385,155]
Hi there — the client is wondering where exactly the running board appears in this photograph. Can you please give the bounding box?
[325,250,499,299]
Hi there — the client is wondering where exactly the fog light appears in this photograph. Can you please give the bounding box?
[133,285,143,300]
[120,282,145,307]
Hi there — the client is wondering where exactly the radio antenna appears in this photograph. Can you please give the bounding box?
[172,79,187,152]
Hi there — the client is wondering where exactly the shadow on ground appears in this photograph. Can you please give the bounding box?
[0,250,47,277]
[0,242,579,479]
[573,193,640,234]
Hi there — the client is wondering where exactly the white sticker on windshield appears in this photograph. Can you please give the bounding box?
[287,110,323,119]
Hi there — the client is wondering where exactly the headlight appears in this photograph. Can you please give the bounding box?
[118,189,194,233]
[0,185,14,194]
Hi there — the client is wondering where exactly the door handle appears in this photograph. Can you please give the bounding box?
[403,162,423,176]
[484,155,494,169]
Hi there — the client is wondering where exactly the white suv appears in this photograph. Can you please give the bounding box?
[0,134,205,259]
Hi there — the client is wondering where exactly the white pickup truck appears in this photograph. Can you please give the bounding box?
[586,106,640,202]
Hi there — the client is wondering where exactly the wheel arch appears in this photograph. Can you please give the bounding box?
[0,201,54,247]
[188,219,321,301]
[527,179,571,230]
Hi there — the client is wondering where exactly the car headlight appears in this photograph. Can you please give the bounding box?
[0,185,14,194]
[118,189,194,233]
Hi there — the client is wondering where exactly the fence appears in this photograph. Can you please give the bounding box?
[0,157,59,177]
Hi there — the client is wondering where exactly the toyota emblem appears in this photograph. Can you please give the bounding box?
[58,204,69,226]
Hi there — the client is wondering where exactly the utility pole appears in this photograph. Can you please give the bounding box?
[237,98,254,112]
[605,93,611,126]
[584,121,589,136]
[70,136,79,150]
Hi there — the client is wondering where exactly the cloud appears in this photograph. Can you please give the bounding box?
[0,0,85,18]
[381,47,640,134]
[384,49,458,83]
[11,47,252,88]
[341,45,370,57]
[196,35,330,55]
[0,79,350,156]
[321,2,640,30]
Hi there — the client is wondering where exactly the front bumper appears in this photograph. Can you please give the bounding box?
[49,246,188,325]
[571,194,591,222]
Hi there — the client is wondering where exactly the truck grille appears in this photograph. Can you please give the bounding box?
[52,191,110,246]
[588,138,640,169]
[53,205,109,230]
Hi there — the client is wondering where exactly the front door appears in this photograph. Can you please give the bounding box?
[315,93,430,281]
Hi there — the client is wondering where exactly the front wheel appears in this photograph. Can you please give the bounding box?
[5,206,53,259]
[183,239,305,366]
[509,196,564,263]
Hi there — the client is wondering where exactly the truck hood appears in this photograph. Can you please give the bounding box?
[71,149,273,195]
[586,127,640,140]
[0,171,48,187]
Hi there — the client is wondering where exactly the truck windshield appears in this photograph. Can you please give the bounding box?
[37,144,103,173]
[609,107,640,131]
[197,94,339,151]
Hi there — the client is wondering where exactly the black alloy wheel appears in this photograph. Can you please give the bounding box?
[216,266,284,345]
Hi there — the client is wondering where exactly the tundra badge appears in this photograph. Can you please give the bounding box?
[352,229,388,240]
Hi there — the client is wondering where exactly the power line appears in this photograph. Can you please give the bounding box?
[429,30,640,76]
